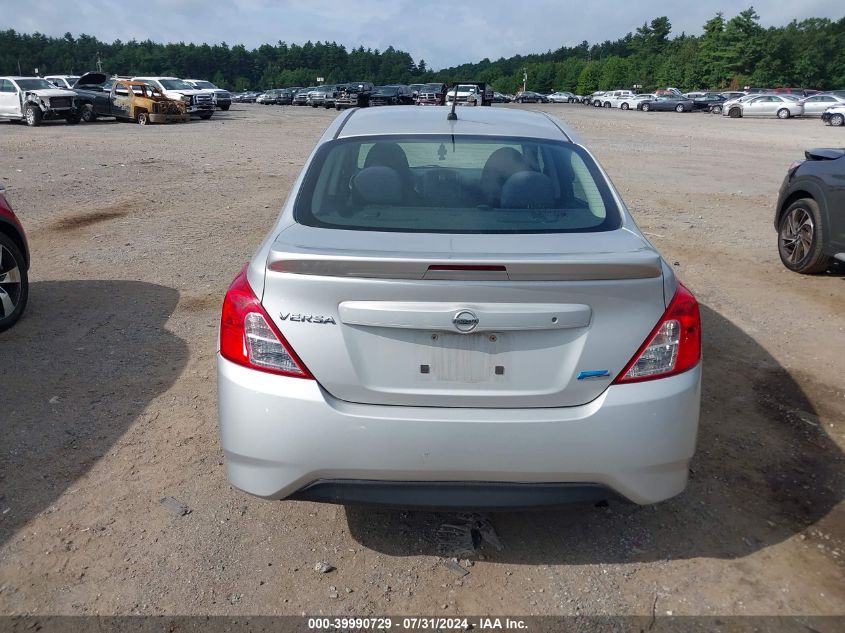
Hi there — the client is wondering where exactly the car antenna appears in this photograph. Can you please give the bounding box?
[447,84,458,121]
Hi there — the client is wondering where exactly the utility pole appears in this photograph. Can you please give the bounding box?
[523,68,527,93]
[96,52,103,73]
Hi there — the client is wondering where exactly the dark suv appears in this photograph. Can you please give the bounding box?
[370,85,414,106]
[775,148,845,273]
[335,82,375,109]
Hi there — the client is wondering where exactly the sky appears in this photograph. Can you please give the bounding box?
[2,0,842,70]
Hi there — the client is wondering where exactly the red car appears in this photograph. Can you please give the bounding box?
[0,183,29,331]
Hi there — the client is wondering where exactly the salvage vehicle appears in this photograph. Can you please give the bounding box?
[723,94,804,119]
[775,148,845,274]
[445,82,493,106]
[44,75,81,89]
[0,183,29,331]
[369,85,414,106]
[416,82,448,106]
[547,91,575,103]
[308,85,339,108]
[335,82,375,109]
[73,74,188,124]
[690,93,727,112]
[0,76,80,126]
[601,90,636,108]
[131,76,214,118]
[512,91,548,104]
[821,105,845,126]
[183,79,232,110]
[638,95,694,112]
[799,94,845,117]
[217,106,702,508]
[293,87,314,106]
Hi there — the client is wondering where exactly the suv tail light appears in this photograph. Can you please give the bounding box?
[220,266,313,379]
[614,283,701,384]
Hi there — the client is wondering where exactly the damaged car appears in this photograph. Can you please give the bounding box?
[0,76,80,126]
[74,76,188,124]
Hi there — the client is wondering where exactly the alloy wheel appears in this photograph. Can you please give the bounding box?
[0,244,22,319]
[779,206,814,265]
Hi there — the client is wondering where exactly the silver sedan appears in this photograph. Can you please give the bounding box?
[799,94,845,117]
[725,94,804,119]
[217,106,702,509]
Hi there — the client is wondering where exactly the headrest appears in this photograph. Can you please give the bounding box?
[353,166,403,205]
[500,171,555,209]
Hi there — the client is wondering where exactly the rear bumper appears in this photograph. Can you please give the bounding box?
[218,357,701,506]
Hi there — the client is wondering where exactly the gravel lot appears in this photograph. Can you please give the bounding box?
[0,104,842,617]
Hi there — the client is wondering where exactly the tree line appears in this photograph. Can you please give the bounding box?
[1,8,842,93]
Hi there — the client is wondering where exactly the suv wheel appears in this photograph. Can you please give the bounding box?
[0,233,28,331]
[81,103,97,122]
[24,104,42,127]
[778,198,831,274]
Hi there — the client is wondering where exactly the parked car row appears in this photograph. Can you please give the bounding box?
[549,87,845,122]
[0,73,232,126]
[246,82,497,109]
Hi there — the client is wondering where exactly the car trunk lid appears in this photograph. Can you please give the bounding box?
[261,224,667,408]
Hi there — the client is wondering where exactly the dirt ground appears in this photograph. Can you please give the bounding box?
[0,103,842,618]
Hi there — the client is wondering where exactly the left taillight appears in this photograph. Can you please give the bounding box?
[613,283,701,384]
[219,266,313,379]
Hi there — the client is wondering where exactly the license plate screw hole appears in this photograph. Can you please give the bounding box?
[489,334,497,342]
[551,317,558,323]
[431,334,438,341]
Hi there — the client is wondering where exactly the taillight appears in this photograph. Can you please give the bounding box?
[219,266,313,379]
[613,283,701,384]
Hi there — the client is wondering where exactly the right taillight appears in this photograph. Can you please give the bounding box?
[219,266,313,379]
[613,283,701,384]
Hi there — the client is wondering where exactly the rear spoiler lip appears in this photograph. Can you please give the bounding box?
[266,251,663,281]
[804,147,845,161]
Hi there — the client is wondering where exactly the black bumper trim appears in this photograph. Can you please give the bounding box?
[289,480,616,509]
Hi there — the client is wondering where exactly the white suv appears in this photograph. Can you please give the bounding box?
[0,76,80,126]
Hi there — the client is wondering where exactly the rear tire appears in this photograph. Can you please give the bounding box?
[711,105,722,114]
[675,104,685,113]
[830,113,845,127]
[777,108,790,119]
[221,104,230,111]
[620,103,629,110]
[199,113,213,120]
[64,111,81,124]
[778,198,831,274]
[0,233,28,332]
[24,104,42,127]
[136,111,149,125]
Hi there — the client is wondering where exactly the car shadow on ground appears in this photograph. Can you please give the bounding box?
[0,280,187,546]
[345,303,843,563]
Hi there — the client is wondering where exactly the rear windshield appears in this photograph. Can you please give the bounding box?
[295,135,622,234]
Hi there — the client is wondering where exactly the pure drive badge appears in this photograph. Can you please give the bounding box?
[280,313,337,325]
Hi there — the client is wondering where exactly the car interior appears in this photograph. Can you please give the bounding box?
[299,138,618,233]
